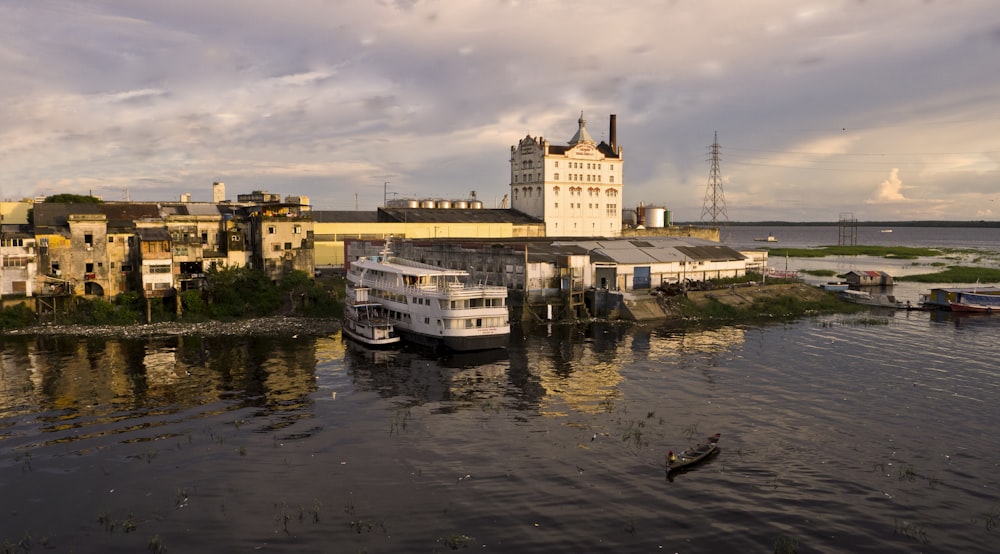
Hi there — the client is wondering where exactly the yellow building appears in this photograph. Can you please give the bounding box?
[312,207,544,268]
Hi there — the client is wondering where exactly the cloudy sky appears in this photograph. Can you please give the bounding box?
[2,0,998,221]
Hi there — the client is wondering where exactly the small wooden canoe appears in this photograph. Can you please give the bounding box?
[667,434,720,471]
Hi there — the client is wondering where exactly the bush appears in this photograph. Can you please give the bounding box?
[180,290,208,317]
[69,297,141,325]
[0,303,36,329]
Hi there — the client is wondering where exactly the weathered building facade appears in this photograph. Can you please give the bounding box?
[510,113,623,237]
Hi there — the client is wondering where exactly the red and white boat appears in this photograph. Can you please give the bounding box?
[949,291,1000,313]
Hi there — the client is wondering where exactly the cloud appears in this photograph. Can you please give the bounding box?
[867,168,907,204]
[0,1,998,219]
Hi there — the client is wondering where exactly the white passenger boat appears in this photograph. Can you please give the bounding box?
[346,244,510,351]
[342,284,400,347]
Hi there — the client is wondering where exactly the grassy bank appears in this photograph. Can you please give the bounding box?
[667,283,866,321]
[896,266,1000,283]
[767,245,943,259]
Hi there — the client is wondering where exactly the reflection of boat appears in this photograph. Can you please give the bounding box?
[346,240,510,351]
[754,233,777,242]
[949,291,1000,313]
[837,289,907,308]
[668,434,720,472]
[343,284,400,347]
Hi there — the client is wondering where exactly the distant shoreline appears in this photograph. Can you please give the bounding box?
[675,220,1000,227]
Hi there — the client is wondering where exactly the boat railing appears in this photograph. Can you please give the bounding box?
[355,274,507,296]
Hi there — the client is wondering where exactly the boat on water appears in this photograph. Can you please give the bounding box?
[818,282,850,292]
[342,284,401,347]
[667,434,720,472]
[880,229,893,233]
[754,233,778,242]
[346,242,510,352]
[837,289,908,309]
[949,291,1000,313]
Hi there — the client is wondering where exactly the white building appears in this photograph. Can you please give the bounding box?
[510,113,623,237]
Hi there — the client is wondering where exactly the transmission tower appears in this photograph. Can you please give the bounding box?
[701,131,729,228]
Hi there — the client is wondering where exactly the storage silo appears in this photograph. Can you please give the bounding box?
[469,200,483,209]
[453,200,469,209]
[646,206,667,228]
[420,199,436,209]
[436,200,452,209]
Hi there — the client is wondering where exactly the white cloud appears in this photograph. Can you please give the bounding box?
[868,168,907,203]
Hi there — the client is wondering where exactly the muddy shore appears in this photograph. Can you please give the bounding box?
[2,316,342,339]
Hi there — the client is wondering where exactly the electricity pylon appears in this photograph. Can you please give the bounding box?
[701,132,729,234]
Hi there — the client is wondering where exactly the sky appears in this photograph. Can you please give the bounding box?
[1,0,999,222]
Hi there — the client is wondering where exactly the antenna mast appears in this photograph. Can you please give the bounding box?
[701,131,729,231]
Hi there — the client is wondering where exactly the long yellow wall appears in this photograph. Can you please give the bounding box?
[314,221,516,267]
[1,202,32,224]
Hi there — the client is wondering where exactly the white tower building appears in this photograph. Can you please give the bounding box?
[509,113,623,237]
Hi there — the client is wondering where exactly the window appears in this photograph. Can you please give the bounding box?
[293,225,301,234]
[201,232,208,244]
[272,244,281,252]
[85,263,94,272]
[268,226,276,234]
[84,233,93,246]
[108,236,115,243]
[610,175,615,183]
[554,173,559,180]
[554,161,559,167]
[284,242,292,250]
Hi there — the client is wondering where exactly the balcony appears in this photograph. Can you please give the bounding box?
[84,272,96,280]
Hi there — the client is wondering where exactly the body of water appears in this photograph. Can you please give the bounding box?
[2,227,999,553]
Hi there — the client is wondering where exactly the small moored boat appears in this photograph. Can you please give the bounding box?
[950,291,1000,313]
[343,284,401,348]
[667,434,720,472]
[837,289,907,309]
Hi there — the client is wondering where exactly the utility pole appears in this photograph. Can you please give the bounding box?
[701,131,729,233]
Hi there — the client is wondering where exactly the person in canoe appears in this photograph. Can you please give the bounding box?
[667,433,721,472]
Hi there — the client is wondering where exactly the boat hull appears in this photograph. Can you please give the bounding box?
[342,321,401,347]
[397,327,509,352]
[949,303,996,313]
[668,443,718,471]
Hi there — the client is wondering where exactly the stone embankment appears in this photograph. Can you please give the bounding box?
[4,317,341,339]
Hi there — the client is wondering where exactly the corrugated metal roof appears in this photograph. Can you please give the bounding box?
[551,237,745,265]
[137,227,170,241]
[313,210,380,223]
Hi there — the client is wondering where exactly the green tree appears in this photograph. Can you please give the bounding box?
[43,194,103,204]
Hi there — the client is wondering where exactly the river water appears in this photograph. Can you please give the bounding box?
[1,226,999,553]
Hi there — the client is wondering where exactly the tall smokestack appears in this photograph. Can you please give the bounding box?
[609,114,617,151]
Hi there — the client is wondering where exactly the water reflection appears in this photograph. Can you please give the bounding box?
[343,339,510,408]
[0,334,323,446]
[339,322,755,419]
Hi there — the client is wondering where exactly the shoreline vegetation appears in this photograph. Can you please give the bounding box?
[763,245,1000,283]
